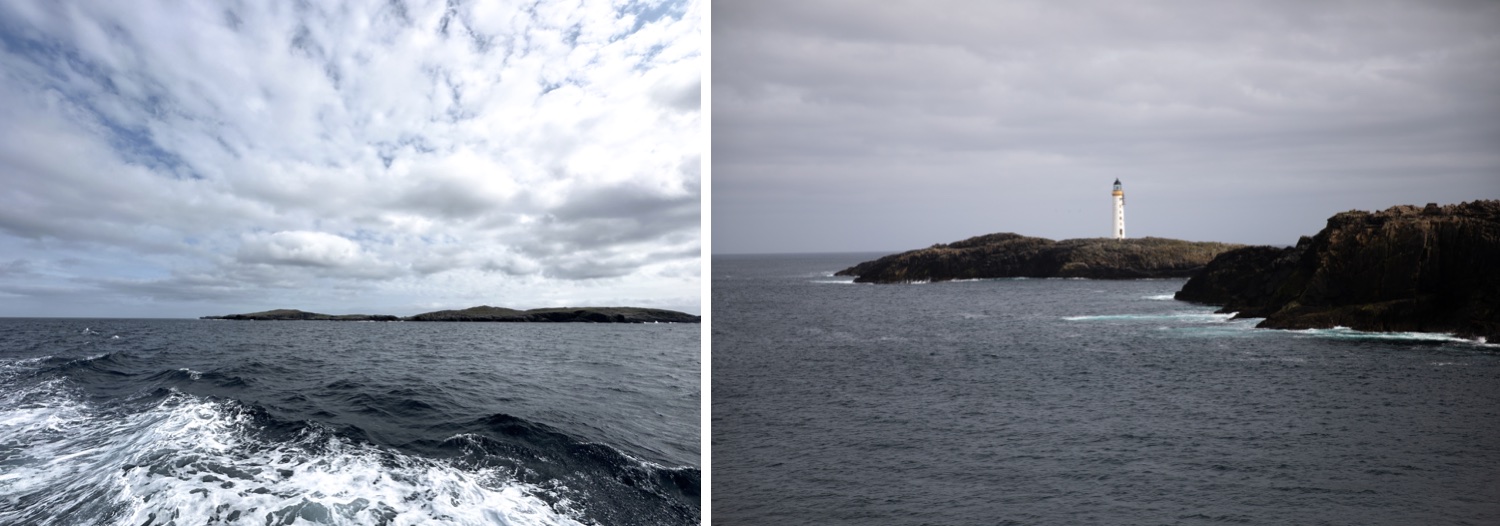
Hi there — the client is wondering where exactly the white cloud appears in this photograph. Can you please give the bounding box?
[0,0,701,316]
[238,231,365,268]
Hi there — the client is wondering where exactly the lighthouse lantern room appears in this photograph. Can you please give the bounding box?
[1112,179,1126,240]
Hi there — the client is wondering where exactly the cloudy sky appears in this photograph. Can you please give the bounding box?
[0,0,700,317]
[714,0,1500,254]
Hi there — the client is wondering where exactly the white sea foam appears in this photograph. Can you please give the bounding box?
[1144,294,1178,301]
[1062,312,1236,323]
[1288,326,1495,346]
[1060,315,1494,346]
[0,356,50,380]
[0,384,587,525]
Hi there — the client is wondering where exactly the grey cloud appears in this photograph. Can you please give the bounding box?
[715,0,1500,253]
[478,256,543,276]
[406,244,542,277]
[544,241,700,280]
[394,176,509,220]
[553,180,698,224]
[0,281,100,300]
[513,179,699,265]
[653,75,701,113]
[81,273,264,303]
[0,259,35,277]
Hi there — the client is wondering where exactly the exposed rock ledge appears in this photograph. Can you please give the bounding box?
[835,233,1243,283]
[1175,201,1499,341]
[201,306,700,323]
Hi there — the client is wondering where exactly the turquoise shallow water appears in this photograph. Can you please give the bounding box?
[713,253,1500,525]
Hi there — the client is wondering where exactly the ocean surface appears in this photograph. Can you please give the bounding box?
[713,253,1500,525]
[0,318,698,525]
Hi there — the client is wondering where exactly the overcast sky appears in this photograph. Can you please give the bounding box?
[713,0,1500,254]
[0,0,700,317]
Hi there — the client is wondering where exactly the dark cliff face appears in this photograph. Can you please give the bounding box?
[1174,241,1309,318]
[835,234,1242,283]
[1176,201,1500,340]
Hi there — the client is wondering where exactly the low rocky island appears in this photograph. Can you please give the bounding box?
[201,309,398,321]
[406,306,701,323]
[835,233,1243,283]
[202,306,700,323]
[1175,200,1499,341]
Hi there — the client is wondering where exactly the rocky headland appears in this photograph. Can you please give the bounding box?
[1175,200,1499,341]
[835,233,1243,283]
[202,306,700,323]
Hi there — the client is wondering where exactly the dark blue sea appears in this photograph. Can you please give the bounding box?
[0,319,699,525]
[713,253,1500,525]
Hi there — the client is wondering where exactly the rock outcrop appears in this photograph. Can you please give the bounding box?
[1175,201,1500,340]
[201,306,700,323]
[835,233,1243,283]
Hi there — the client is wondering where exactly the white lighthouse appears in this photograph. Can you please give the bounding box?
[1112,179,1126,239]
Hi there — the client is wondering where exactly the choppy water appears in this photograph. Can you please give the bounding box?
[713,253,1500,525]
[0,318,698,525]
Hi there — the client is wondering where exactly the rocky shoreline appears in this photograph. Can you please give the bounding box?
[201,306,701,323]
[1175,201,1499,341]
[831,201,1497,340]
[835,233,1242,283]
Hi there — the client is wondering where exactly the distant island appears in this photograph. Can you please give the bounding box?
[405,306,700,323]
[201,306,701,323]
[835,234,1243,282]
[1176,200,1499,341]
[202,309,401,321]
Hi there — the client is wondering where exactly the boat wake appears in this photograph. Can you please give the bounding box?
[0,355,698,526]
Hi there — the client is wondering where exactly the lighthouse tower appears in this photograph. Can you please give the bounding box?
[1112,179,1126,239]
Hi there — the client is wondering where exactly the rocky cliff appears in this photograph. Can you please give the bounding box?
[835,233,1243,283]
[1175,201,1500,340]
